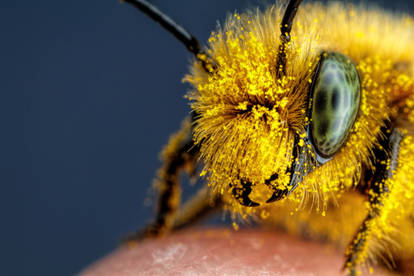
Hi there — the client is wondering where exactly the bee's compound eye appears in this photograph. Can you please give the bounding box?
[310,52,360,158]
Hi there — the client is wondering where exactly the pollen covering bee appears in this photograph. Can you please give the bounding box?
[123,0,414,274]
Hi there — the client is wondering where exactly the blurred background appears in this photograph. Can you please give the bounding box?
[5,0,413,275]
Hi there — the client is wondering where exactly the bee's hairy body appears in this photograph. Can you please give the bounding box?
[124,1,414,274]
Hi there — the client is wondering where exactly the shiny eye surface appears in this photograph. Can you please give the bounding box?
[309,52,360,159]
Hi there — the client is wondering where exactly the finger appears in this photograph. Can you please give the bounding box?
[79,228,395,276]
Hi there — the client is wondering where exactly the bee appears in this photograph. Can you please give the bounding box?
[122,0,414,274]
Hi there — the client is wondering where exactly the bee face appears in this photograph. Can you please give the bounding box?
[185,3,403,209]
[185,11,310,205]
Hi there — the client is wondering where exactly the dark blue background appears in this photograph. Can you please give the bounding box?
[5,0,412,275]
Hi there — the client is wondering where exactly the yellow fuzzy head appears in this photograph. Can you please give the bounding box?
[184,3,414,215]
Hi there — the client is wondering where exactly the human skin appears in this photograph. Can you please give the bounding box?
[79,228,396,276]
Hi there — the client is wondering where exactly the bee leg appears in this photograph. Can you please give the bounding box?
[123,119,201,243]
[172,186,222,231]
[345,128,403,275]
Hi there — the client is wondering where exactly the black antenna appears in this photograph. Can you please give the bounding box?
[123,0,215,72]
[276,0,303,78]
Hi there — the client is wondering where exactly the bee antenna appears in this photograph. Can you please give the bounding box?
[123,0,216,72]
[276,0,303,78]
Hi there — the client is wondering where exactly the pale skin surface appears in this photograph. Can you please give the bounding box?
[79,228,397,276]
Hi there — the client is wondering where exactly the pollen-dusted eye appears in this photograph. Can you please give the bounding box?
[309,52,361,159]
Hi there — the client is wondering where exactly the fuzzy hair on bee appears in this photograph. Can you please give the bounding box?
[123,0,414,275]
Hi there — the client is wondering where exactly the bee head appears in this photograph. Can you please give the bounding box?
[184,2,385,213]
